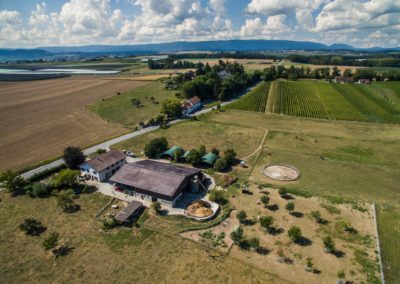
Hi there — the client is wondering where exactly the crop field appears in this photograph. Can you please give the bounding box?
[226,81,271,112]
[87,81,175,128]
[376,204,400,283]
[265,80,400,123]
[0,77,147,171]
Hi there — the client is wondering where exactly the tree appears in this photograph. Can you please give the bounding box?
[248,237,260,250]
[288,226,302,243]
[53,169,79,189]
[208,190,227,205]
[230,226,244,245]
[224,148,237,165]
[323,236,335,253]
[198,145,206,157]
[259,216,273,231]
[185,149,202,166]
[0,170,25,194]
[285,202,295,214]
[214,157,228,171]
[144,137,168,158]
[343,68,352,77]
[151,201,161,214]
[173,148,184,163]
[278,188,287,197]
[56,193,78,213]
[161,98,182,118]
[260,196,270,206]
[19,218,46,236]
[236,210,247,224]
[211,148,220,156]
[42,232,59,250]
[63,146,85,169]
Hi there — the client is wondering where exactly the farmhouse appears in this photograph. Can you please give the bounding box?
[183,96,202,114]
[110,160,204,207]
[356,78,371,84]
[333,76,354,84]
[79,150,126,182]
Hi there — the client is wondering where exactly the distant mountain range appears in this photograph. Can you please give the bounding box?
[1,39,399,61]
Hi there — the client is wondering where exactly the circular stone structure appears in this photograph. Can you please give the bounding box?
[263,164,300,181]
[185,200,213,218]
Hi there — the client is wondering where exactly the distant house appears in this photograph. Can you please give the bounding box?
[217,70,231,79]
[333,76,354,84]
[79,150,126,182]
[183,96,202,115]
[356,79,371,84]
[110,160,204,207]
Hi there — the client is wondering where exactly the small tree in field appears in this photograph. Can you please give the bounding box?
[259,216,273,232]
[260,196,270,207]
[144,137,168,158]
[214,157,228,171]
[305,257,313,272]
[288,226,302,243]
[285,202,295,214]
[63,146,85,169]
[236,210,247,224]
[323,236,335,253]
[311,210,324,224]
[230,226,244,245]
[278,188,287,197]
[42,232,59,250]
[19,218,46,236]
[248,237,260,250]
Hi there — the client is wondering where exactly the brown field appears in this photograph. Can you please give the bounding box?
[0,77,148,171]
[104,74,171,81]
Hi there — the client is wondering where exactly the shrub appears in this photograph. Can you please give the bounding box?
[198,145,206,157]
[185,149,202,166]
[224,148,237,165]
[305,257,313,272]
[278,188,287,196]
[28,164,66,183]
[211,148,220,156]
[57,193,79,213]
[337,270,346,280]
[214,157,228,171]
[260,195,270,206]
[248,237,260,250]
[310,210,325,224]
[102,217,119,230]
[144,137,168,158]
[63,146,85,169]
[19,218,46,236]
[30,182,52,198]
[151,201,161,214]
[236,210,247,224]
[285,202,295,213]
[208,190,227,205]
[53,169,79,189]
[230,226,244,244]
[259,216,273,231]
[42,232,59,250]
[0,170,25,194]
[323,236,335,253]
[288,226,302,243]
[96,149,107,155]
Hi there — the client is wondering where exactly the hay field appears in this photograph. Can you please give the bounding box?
[0,77,148,171]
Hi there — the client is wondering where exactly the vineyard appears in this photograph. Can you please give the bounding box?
[265,80,400,123]
[226,81,270,112]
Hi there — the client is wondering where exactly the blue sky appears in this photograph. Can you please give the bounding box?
[0,0,400,48]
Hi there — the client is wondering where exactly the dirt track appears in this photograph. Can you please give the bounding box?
[0,77,148,170]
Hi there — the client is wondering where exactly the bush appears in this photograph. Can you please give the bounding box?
[208,190,227,205]
[144,137,168,158]
[30,182,52,198]
[311,210,324,224]
[230,226,244,244]
[63,146,85,169]
[285,202,295,213]
[323,236,335,253]
[185,149,202,166]
[42,232,59,250]
[53,169,79,189]
[259,216,273,231]
[224,148,237,165]
[0,170,25,194]
[151,201,161,214]
[278,188,287,196]
[214,157,228,171]
[57,193,79,213]
[288,226,302,243]
[198,145,206,157]
[236,210,247,224]
[102,217,119,230]
[260,195,270,206]
[161,98,182,118]
[248,237,260,250]
[28,164,66,183]
[96,149,107,155]
[19,218,46,236]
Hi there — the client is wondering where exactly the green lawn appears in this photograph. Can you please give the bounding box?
[87,81,175,128]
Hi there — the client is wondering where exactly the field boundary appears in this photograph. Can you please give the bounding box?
[372,202,385,284]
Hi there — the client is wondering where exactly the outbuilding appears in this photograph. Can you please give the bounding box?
[201,152,218,167]
[160,146,185,160]
[79,150,126,182]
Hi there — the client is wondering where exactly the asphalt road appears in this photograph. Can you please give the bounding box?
[21,84,256,180]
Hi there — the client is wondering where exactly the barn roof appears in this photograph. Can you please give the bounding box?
[115,201,143,223]
[110,160,201,201]
[201,152,218,166]
[160,146,185,159]
[86,150,126,172]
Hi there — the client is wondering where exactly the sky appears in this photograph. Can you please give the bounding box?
[0,0,400,48]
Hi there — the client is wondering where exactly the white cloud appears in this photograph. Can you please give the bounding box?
[240,15,290,38]
[0,10,21,26]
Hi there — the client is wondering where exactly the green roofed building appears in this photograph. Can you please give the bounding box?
[160,146,185,160]
[201,152,218,166]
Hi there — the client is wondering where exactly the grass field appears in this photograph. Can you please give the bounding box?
[87,81,175,128]
[112,119,265,158]
[0,77,147,171]
[0,192,282,284]
[376,204,400,283]
[226,81,271,112]
[265,80,400,123]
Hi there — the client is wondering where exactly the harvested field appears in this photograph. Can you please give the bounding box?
[0,77,148,171]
